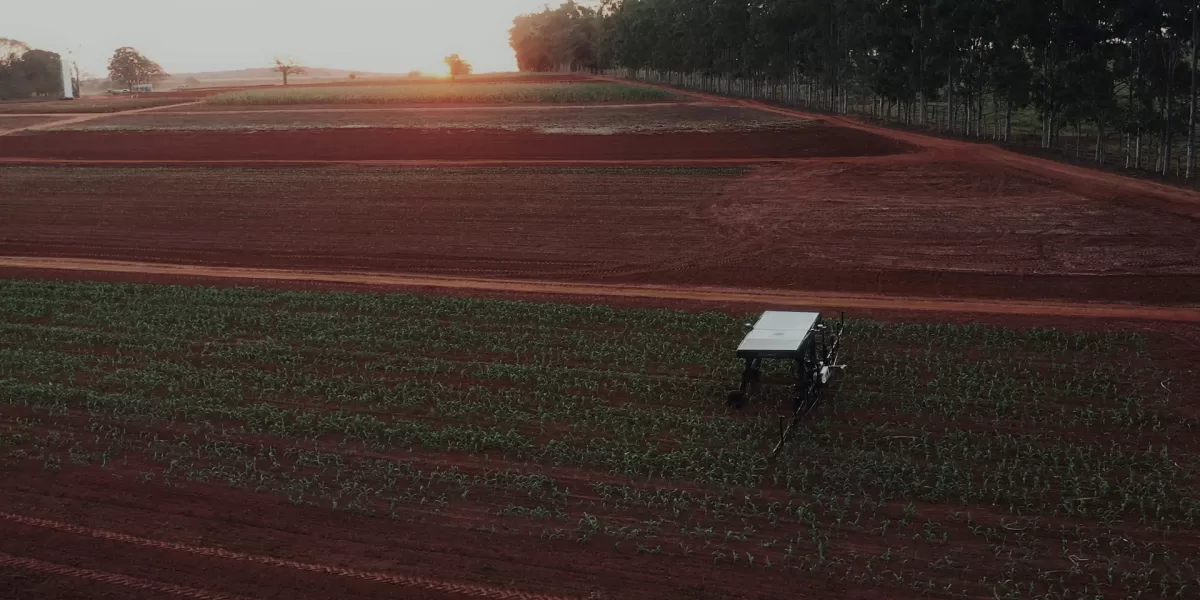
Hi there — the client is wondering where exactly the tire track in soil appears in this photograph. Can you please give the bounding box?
[0,511,582,600]
[536,167,777,280]
[1,256,1198,323]
[0,551,254,600]
[562,180,795,281]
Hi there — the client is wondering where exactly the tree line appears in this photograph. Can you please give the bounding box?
[1,39,168,99]
[511,0,1200,179]
[0,38,68,100]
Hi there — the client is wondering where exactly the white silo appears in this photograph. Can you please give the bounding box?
[60,55,74,100]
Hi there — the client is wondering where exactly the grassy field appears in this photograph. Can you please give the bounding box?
[205,82,678,106]
[58,104,807,134]
[1,279,1195,598]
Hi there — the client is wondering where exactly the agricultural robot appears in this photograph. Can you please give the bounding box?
[726,311,846,457]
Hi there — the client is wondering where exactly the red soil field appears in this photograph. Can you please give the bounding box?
[1,276,1195,600]
[2,78,1200,600]
[0,163,1196,305]
[0,457,871,600]
[0,126,908,161]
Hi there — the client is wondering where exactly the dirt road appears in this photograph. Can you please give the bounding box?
[0,101,203,137]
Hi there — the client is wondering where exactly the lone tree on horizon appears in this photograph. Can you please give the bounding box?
[443,54,472,81]
[107,47,166,90]
[273,58,306,86]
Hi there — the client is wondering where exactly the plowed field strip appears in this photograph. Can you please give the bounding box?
[0,511,582,600]
[0,127,909,161]
[0,551,253,600]
[595,75,1200,215]
[2,256,1196,323]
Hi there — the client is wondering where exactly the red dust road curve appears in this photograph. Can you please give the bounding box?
[0,511,583,600]
[3,256,1198,323]
[0,552,255,600]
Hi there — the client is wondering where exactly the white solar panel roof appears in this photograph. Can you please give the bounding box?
[736,311,820,356]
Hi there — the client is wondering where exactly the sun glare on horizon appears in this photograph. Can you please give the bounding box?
[410,61,453,78]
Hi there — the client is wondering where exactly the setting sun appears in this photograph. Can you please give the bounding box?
[8,0,564,76]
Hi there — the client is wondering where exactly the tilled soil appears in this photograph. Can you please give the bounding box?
[0,126,911,161]
[0,455,875,600]
[0,163,1195,304]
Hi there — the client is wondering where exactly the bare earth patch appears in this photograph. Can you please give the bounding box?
[0,163,1194,304]
[0,126,906,161]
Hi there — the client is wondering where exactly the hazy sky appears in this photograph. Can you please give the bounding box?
[8,0,560,77]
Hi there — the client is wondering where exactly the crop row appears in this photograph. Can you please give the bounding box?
[6,417,1196,600]
[203,82,678,106]
[0,279,1193,599]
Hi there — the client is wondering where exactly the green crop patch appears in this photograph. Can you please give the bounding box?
[205,82,679,106]
[0,279,1194,598]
